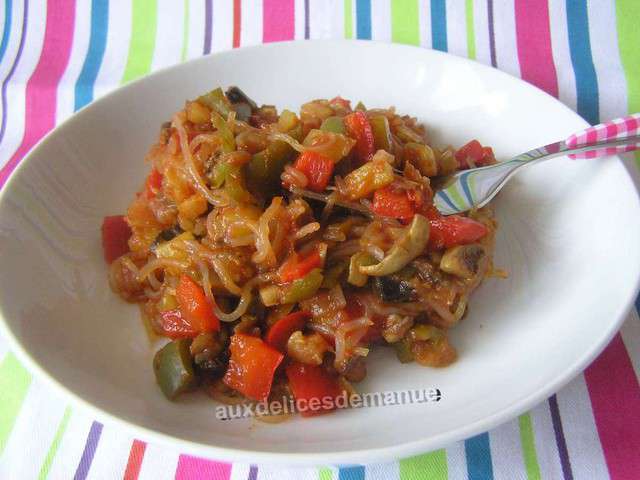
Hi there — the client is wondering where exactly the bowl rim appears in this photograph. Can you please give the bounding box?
[1,39,639,466]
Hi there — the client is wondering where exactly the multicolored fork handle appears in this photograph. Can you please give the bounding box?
[565,113,640,159]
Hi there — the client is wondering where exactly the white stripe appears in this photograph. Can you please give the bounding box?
[151,0,185,72]
[488,417,526,478]
[365,460,399,480]
[473,0,491,66]
[330,0,346,39]
[257,464,318,480]
[445,441,468,480]
[55,0,90,122]
[418,0,432,49]
[491,0,520,79]
[370,0,391,42]
[43,410,94,478]
[621,310,640,381]
[212,0,233,52]
[240,0,262,46]
[308,0,338,40]
[556,374,609,479]
[137,443,179,480]
[93,0,131,98]
[588,1,627,120]
[186,0,205,59]
[0,381,66,478]
[548,0,577,110]
[229,462,251,480]
[0,0,45,170]
[0,0,23,121]
[294,0,306,40]
[445,0,467,58]
[530,401,564,479]
[85,426,133,480]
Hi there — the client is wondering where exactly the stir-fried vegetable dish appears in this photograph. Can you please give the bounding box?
[103,87,498,416]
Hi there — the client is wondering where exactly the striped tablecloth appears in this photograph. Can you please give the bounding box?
[1,1,639,479]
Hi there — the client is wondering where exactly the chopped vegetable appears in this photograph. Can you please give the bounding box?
[321,261,347,289]
[197,87,231,117]
[153,339,196,400]
[393,339,414,363]
[455,139,495,169]
[186,101,211,124]
[329,96,351,110]
[292,151,335,192]
[341,152,395,200]
[404,143,437,177]
[282,268,324,304]
[360,214,430,276]
[303,129,355,162]
[176,274,220,333]
[428,215,488,250]
[344,111,375,163]
[223,333,284,401]
[320,116,346,134]
[154,231,194,261]
[144,169,163,199]
[348,252,376,287]
[285,362,343,416]
[439,244,486,279]
[373,275,416,303]
[286,331,330,365]
[211,111,235,153]
[102,215,132,264]
[157,309,201,339]
[369,115,393,152]
[371,186,416,222]
[265,311,311,352]
[279,247,323,283]
[278,109,299,132]
[245,140,295,198]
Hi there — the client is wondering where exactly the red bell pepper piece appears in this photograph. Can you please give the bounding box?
[144,168,163,199]
[372,186,417,222]
[344,111,375,164]
[176,274,220,333]
[286,362,344,417]
[278,247,323,284]
[265,311,311,352]
[329,96,351,110]
[456,140,496,169]
[223,333,284,402]
[157,309,200,339]
[428,215,489,250]
[293,151,335,192]
[101,215,132,264]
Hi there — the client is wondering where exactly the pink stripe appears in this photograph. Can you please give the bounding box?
[584,334,640,480]
[514,0,559,97]
[262,0,295,42]
[174,455,232,480]
[0,0,75,188]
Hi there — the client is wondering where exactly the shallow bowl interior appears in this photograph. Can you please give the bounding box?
[1,41,639,465]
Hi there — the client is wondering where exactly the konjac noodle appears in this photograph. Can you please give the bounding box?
[102,87,498,417]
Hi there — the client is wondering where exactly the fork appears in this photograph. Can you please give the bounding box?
[433,114,640,215]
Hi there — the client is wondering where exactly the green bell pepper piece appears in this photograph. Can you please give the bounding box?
[370,115,392,152]
[245,140,295,199]
[348,252,376,287]
[355,101,367,111]
[393,339,414,363]
[153,339,196,400]
[321,261,347,289]
[320,116,346,134]
[211,111,235,153]
[282,268,324,303]
[198,87,231,117]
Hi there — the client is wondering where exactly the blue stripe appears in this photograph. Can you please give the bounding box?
[338,466,365,480]
[74,0,108,110]
[437,190,459,212]
[355,0,371,40]
[460,171,474,205]
[565,0,599,125]
[465,433,494,480]
[431,0,447,52]
[0,0,12,65]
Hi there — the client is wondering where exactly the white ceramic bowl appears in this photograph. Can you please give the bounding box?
[1,40,639,465]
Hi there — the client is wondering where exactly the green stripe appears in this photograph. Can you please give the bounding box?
[0,353,32,455]
[519,414,541,480]
[391,0,420,45]
[318,467,333,480]
[121,0,158,84]
[448,184,467,210]
[344,0,353,39]
[181,0,189,62]
[399,449,447,480]
[615,0,640,167]
[38,406,72,480]
[465,0,476,60]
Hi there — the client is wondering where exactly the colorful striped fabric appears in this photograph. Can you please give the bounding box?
[0,1,639,478]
